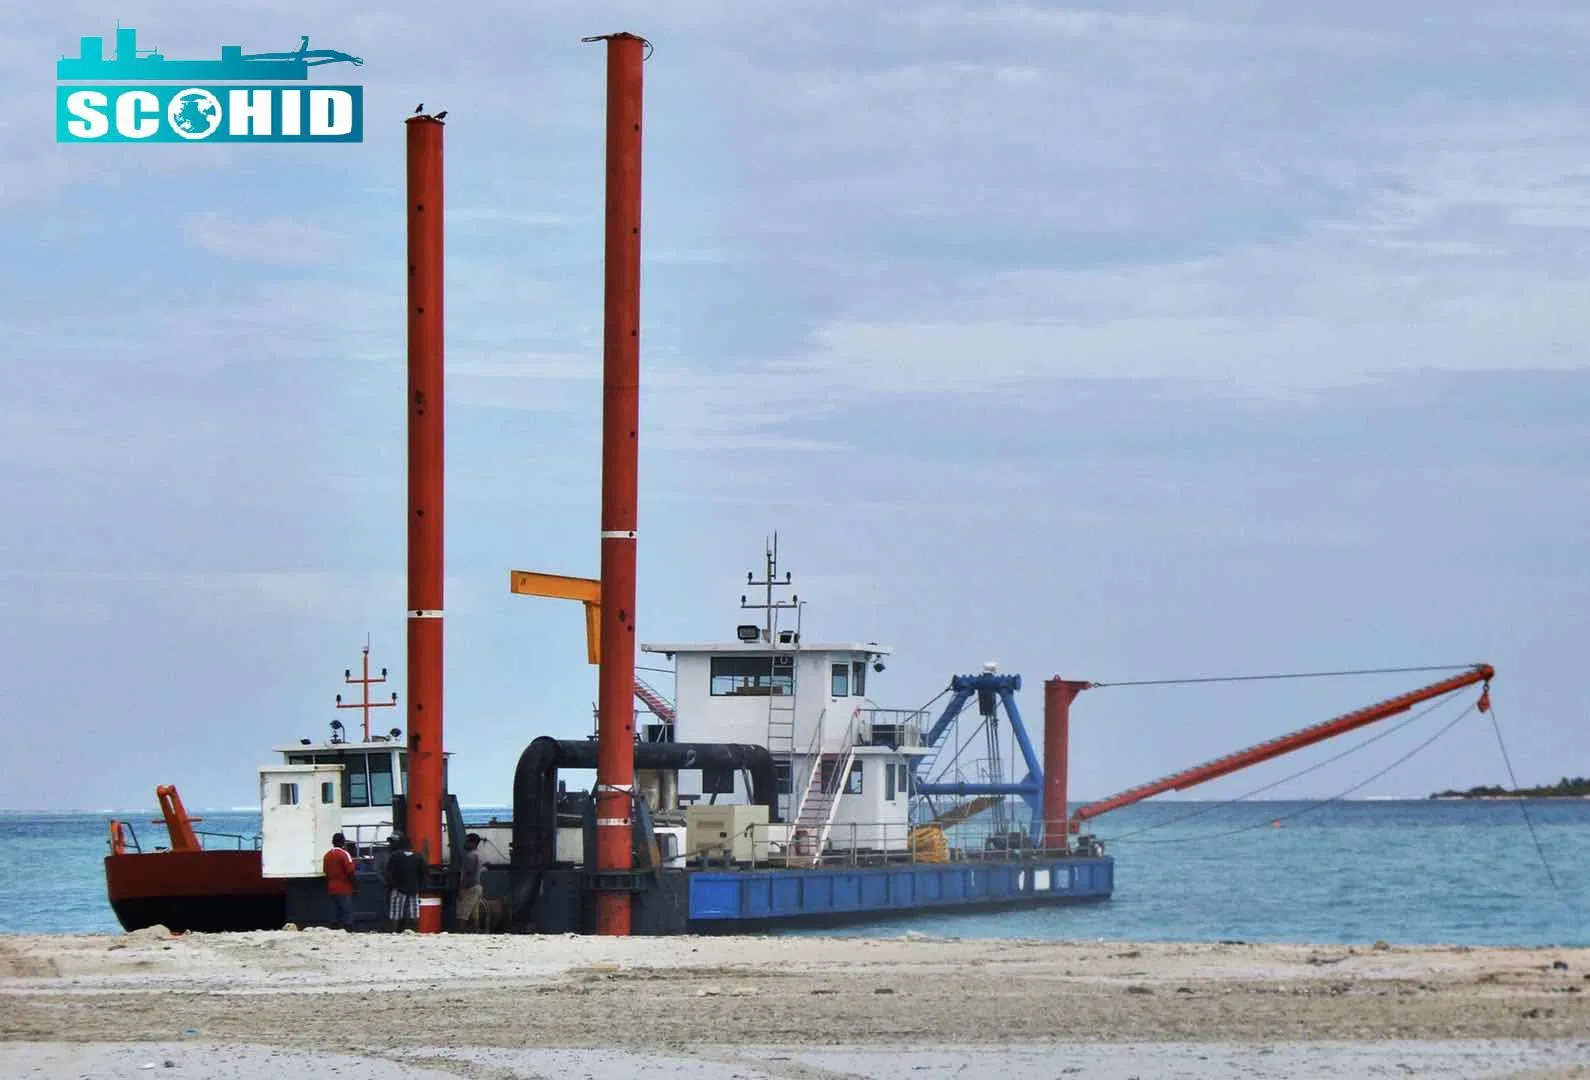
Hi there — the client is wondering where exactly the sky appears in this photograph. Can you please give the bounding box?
[1,1,1587,813]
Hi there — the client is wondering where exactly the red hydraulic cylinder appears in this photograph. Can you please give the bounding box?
[1042,679,1090,851]
[590,31,646,938]
[405,111,446,933]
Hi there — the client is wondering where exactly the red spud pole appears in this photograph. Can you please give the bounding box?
[589,32,646,937]
[405,112,446,933]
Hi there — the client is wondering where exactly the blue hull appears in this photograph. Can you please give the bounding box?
[685,856,1113,932]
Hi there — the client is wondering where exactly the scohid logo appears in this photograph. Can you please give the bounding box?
[56,25,364,144]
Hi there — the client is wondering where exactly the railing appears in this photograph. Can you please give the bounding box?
[193,829,262,851]
[339,820,397,858]
[701,818,1102,869]
[786,705,830,825]
[855,706,931,749]
[107,818,262,854]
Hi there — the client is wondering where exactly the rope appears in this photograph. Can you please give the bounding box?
[1104,697,1479,845]
[1092,663,1478,689]
[1099,687,1467,842]
[1484,701,1569,903]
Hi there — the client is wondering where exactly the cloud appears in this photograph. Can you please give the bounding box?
[12,570,482,624]
[893,4,1389,51]
[451,208,585,228]
[184,211,339,263]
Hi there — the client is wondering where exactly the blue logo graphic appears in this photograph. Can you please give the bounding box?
[57,25,364,144]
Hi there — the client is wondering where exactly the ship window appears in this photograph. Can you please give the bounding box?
[885,762,896,801]
[287,754,312,766]
[775,760,792,795]
[368,753,394,805]
[710,655,794,697]
[342,753,371,808]
[898,763,910,794]
[279,783,299,806]
[846,760,863,795]
[852,661,867,697]
[830,663,849,697]
[320,782,335,804]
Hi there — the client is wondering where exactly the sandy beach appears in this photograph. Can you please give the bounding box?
[4,928,1590,1077]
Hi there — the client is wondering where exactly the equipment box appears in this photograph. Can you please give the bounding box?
[685,804,769,864]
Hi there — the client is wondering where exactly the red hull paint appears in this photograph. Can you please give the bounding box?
[105,850,285,933]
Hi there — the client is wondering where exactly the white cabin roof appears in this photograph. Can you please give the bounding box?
[640,641,893,656]
[273,739,450,757]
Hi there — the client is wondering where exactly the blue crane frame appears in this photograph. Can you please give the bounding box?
[913,672,1048,844]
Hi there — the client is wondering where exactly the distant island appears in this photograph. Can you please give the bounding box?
[1430,776,1590,799]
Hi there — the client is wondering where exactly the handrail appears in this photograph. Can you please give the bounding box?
[787,706,830,835]
[741,817,1097,869]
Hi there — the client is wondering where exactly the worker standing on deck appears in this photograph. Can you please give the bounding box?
[380,834,425,932]
[454,833,483,931]
[322,832,358,931]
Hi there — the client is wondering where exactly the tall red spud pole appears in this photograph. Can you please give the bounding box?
[1042,678,1089,851]
[589,31,646,937]
[405,111,446,933]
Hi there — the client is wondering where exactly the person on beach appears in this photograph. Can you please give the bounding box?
[381,833,426,932]
[454,833,483,931]
[322,832,358,931]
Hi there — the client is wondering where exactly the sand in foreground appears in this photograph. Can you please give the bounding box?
[3,929,1590,1077]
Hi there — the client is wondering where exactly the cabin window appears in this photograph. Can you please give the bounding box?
[320,782,335,804]
[775,760,793,795]
[885,762,896,801]
[846,760,864,795]
[830,663,849,697]
[342,752,371,808]
[287,753,312,766]
[897,763,910,797]
[852,661,867,697]
[368,753,394,805]
[709,655,794,696]
[279,783,299,806]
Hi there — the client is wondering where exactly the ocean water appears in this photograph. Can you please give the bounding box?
[4,799,1586,944]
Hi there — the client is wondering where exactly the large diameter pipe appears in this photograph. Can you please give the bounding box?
[592,31,647,938]
[508,738,780,931]
[405,112,446,932]
[1042,678,1089,851]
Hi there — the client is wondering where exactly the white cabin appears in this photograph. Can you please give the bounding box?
[641,543,926,859]
[257,725,454,877]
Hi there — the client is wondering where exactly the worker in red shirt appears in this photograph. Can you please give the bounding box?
[323,832,358,930]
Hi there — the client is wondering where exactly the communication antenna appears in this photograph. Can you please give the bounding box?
[335,635,399,742]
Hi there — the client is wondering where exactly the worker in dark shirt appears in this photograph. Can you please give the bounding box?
[380,833,426,932]
[454,833,483,931]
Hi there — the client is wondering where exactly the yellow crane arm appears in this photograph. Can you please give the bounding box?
[509,570,602,664]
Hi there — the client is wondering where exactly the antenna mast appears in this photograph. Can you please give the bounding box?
[741,531,799,642]
[336,636,398,742]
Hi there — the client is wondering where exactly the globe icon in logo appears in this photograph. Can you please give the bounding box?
[167,89,221,140]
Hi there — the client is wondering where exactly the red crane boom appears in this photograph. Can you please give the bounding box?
[1071,664,1494,824]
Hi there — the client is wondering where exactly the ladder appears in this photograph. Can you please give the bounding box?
[741,533,802,817]
[765,642,798,756]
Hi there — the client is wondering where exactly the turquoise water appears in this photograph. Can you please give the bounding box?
[4,800,1585,944]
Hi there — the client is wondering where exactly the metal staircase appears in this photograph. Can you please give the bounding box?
[790,744,856,867]
[632,675,676,725]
